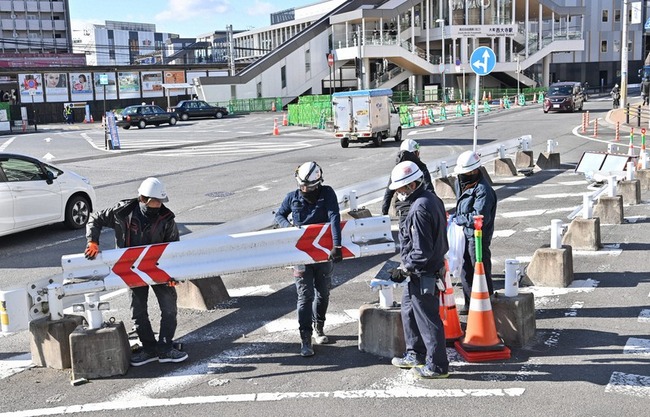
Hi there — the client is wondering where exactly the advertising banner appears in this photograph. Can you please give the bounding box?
[70,72,93,101]
[93,72,117,100]
[163,70,187,97]
[18,73,44,103]
[117,72,140,99]
[141,71,163,98]
[44,72,69,102]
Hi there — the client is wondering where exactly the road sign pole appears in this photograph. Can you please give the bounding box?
[473,74,480,152]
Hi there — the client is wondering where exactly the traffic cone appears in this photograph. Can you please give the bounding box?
[439,259,463,344]
[532,92,537,103]
[272,118,279,136]
[271,100,277,112]
[425,108,431,125]
[282,112,288,126]
[499,98,504,109]
[90,114,94,123]
[454,215,511,362]
[482,90,486,101]
[419,109,426,126]
[488,91,492,101]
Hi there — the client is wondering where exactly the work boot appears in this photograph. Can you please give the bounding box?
[313,322,329,344]
[300,336,314,357]
[391,352,423,368]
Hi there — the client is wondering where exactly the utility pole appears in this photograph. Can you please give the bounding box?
[227,25,236,76]
[621,0,629,109]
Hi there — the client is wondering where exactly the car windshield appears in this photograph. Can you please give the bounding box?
[549,86,573,96]
[123,107,139,115]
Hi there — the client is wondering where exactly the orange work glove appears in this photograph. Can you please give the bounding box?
[84,241,99,260]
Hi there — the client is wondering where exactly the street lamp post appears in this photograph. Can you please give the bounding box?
[516,55,520,99]
[436,19,446,103]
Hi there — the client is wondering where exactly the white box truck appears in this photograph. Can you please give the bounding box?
[332,88,402,148]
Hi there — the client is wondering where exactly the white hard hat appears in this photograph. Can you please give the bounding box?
[454,150,481,174]
[138,177,169,202]
[400,139,420,153]
[389,161,423,190]
[614,84,619,88]
[295,161,323,186]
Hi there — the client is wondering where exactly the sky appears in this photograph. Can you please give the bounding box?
[68,0,316,37]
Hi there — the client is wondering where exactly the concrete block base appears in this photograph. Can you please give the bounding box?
[493,158,518,176]
[491,292,536,348]
[593,195,624,224]
[619,180,641,205]
[70,321,130,380]
[536,152,560,169]
[636,169,650,191]
[434,177,456,200]
[525,246,574,287]
[358,303,405,359]
[515,150,535,168]
[562,217,601,251]
[176,277,230,310]
[29,315,85,369]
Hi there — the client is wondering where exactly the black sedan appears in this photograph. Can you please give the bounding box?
[117,105,179,129]
[171,100,229,121]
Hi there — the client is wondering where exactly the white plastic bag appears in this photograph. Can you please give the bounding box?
[446,219,465,278]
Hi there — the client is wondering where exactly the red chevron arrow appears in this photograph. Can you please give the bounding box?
[112,247,148,288]
[112,244,171,287]
[295,221,354,262]
[137,243,171,284]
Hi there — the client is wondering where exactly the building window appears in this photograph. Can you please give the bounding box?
[305,49,310,73]
[281,65,286,88]
[601,40,607,53]
[602,10,608,22]
[614,9,621,22]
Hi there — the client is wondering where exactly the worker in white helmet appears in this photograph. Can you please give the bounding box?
[381,139,433,218]
[275,161,342,357]
[387,161,449,379]
[452,151,497,314]
[84,177,187,367]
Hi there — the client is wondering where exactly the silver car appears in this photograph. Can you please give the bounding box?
[0,153,96,237]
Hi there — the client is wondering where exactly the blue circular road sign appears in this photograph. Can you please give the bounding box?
[470,46,496,76]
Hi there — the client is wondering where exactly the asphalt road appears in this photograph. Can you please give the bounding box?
[1,99,648,416]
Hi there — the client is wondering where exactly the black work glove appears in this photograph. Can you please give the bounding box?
[329,246,343,263]
[389,267,410,283]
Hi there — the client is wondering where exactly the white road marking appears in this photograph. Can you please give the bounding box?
[564,301,584,317]
[0,353,33,380]
[0,388,526,416]
[81,132,107,151]
[638,309,650,323]
[493,229,516,238]
[623,337,650,355]
[0,136,16,151]
[605,372,650,398]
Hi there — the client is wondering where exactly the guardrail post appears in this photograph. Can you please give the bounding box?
[608,175,617,197]
[546,139,556,153]
[550,219,563,249]
[440,161,448,177]
[626,162,635,181]
[504,259,521,297]
[349,190,358,211]
[582,194,592,219]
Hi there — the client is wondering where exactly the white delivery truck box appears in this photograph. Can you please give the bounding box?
[332,88,402,148]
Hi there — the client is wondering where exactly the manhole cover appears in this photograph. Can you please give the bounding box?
[205,191,234,198]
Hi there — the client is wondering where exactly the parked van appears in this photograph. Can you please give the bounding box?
[543,82,585,113]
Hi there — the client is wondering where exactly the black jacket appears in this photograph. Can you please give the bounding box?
[86,198,179,248]
[381,150,434,216]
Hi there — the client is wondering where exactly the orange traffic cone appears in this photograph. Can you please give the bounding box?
[282,112,288,126]
[439,259,463,344]
[424,108,431,125]
[419,109,426,126]
[272,118,280,136]
[454,215,511,362]
[488,91,492,101]
[499,98,504,109]
[271,100,277,112]
[90,114,94,123]
[482,90,486,101]
[532,92,537,103]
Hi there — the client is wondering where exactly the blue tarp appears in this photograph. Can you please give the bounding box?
[331,88,393,98]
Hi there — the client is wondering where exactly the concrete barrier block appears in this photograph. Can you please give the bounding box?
[619,180,641,205]
[434,177,456,200]
[593,195,624,225]
[636,169,650,191]
[536,152,560,169]
[491,292,536,347]
[176,277,230,310]
[479,166,493,185]
[29,315,85,369]
[70,321,130,380]
[515,150,535,168]
[562,217,601,251]
[493,158,518,176]
[358,303,405,359]
[525,246,574,287]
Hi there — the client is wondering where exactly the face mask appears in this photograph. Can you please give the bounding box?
[300,186,321,204]
[139,202,161,218]
[459,171,480,188]
[396,191,409,202]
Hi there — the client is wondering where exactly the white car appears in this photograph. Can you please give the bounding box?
[0,153,96,237]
